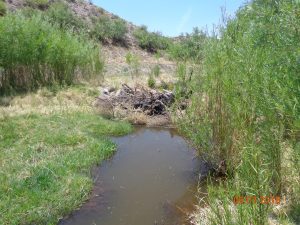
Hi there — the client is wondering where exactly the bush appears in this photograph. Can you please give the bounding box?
[26,0,49,9]
[134,26,171,52]
[168,27,207,61]
[0,1,6,16]
[0,13,104,95]
[147,75,156,88]
[91,16,127,44]
[46,2,85,32]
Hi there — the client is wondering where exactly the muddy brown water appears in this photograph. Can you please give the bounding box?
[59,127,209,225]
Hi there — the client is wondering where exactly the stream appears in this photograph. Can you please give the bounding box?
[59,127,208,225]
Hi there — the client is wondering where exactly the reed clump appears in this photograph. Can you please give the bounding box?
[175,0,300,224]
[0,13,104,95]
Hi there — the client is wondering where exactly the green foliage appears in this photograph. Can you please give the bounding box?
[176,0,300,224]
[26,0,49,9]
[152,64,160,77]
[174,63,194,99]
[0,13,104,95]
[134,26,171,52]
[168,27,207,61]
[147,75,156,88]
[0,1,6,16]
[0,112,132,224]
[91,15,127,44]
[46,2,85,32]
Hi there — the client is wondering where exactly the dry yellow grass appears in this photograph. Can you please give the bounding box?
[0,85,99,119]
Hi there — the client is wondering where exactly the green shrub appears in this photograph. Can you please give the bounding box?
[134,26,171,52]
[0,13,104,95]
[147,75,156,88]
[26,0,49,9]
[91,16,127,44]
[0,1,6,16]
[46,2,85,32]
[111,19,128,43]
[168,27,207,61]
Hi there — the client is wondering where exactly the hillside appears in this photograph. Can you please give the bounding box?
[3,0,176,88]
[6,0,138,46]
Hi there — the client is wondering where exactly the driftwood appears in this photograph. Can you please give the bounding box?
[95,84,174,116]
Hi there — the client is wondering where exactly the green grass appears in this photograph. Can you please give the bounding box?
[0,112,132,225]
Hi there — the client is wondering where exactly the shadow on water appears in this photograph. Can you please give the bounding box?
[59,127,209,225]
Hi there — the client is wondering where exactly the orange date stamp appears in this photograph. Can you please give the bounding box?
[233,195,286,205]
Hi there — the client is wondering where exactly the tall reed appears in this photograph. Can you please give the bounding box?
[0,13,104,95]
[175,0,300,224]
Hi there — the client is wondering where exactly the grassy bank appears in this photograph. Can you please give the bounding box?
[0,86,132,225]
[174,0,300,224]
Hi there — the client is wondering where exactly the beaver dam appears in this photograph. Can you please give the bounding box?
[59,127,211,225]
[94,84,175,126]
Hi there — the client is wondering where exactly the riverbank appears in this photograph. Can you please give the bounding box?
[0,86,132,224]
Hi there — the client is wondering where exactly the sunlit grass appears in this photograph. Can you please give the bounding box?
[0,111,132,225]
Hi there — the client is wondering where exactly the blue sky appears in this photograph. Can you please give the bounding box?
[94,0,248,37]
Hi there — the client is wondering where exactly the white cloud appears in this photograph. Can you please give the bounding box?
[177,8,192,34]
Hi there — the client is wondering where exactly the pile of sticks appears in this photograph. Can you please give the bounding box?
[95,84,174,116]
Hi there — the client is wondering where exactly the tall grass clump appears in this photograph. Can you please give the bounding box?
[175,0,300,224]
[125,52,140,78]
[0,13,103,95]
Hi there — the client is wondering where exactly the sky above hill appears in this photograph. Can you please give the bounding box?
[94,0,247,37]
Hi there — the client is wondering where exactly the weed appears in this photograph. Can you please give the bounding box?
[125,52,140,78]
[147,75,156,88]
[152,65,160,77]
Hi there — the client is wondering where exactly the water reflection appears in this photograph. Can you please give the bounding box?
[59,127,205,225]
